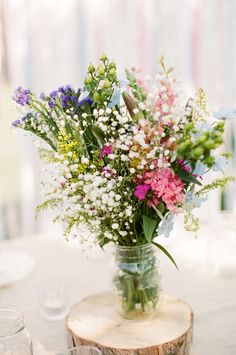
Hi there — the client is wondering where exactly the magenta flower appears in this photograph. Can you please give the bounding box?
[134,184,151,200]
[99,145,112,158]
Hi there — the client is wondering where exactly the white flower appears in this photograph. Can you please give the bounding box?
[81,157,89,164]
[130,168,135,174]
[112,223,119,230]
[121,154,129,162]
[106,108,112,114]
[138,103,146,110]
[133,108,139,114]
[82,113,87,118]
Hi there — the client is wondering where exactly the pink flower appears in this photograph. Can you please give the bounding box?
[99,145,112,158]
[144,168,185,212]
[134,184,151,200]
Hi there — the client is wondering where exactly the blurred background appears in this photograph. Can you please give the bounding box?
[0,0,236,240]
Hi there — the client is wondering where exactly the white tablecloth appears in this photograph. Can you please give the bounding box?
[0,229,236,355]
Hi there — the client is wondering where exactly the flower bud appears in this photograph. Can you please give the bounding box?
[88,63,95,73]
[100,53,108,62]
[192,147,203,159]
[204,140,215,150]
[204,156,214,167]
[93,92,101,102]
[103,79,111,88]
[97,66,105,75]
[109,68,116,77]
[85,74,93,84]
[109,62,116,69]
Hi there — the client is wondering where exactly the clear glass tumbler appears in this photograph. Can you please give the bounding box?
[0,307,32,355]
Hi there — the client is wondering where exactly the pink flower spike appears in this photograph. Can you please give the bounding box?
[99,145,112,158]
[134,184,151,200]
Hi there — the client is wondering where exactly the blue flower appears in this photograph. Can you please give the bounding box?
[185,191,207,209]
[158,213,174,238]
[193,161,207,175]
[213,107,236,120]
[212,155,229,173]
[108,89,120,107]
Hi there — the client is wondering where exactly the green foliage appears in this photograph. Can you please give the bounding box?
[196,176,235,195]
[122,92,144,121]
[152,241,178,269]
[36,198,62,218]
[125,69,147,102]
[142,215,158,242]
[84,55,119,108]
[175,166,202,186]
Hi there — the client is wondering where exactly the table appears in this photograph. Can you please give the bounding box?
[0,228,236,355]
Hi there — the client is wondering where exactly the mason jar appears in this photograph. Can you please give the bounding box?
[0,308,32,355]
[113,243,160,320]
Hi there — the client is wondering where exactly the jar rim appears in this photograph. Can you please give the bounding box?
[114,243,152,251]
[0,307,25,338]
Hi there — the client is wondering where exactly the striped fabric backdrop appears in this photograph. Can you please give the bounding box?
[0,0,236,237]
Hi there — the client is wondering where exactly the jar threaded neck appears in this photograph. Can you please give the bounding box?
[0,308,25,338]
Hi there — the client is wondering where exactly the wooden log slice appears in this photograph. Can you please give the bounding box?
[66,292,193,355]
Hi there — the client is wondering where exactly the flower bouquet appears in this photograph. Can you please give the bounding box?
[12,55,233,319]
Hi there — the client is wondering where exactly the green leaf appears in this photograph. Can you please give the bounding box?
[91,126,105,146]
[156,201,165,214]
[142,215,158,242]
[152,241,179,270]
[176,166,202,186]
[122,92,144,121]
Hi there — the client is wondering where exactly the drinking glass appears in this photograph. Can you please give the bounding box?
[0,307,32,354]
[64,346,101,355]
[38,279,69,321]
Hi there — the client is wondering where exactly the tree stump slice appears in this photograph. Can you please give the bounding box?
[66,292,193,355]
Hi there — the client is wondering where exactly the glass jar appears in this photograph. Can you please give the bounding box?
[0,308,32,355]
[113,243,160,320]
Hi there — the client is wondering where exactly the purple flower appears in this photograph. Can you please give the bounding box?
[58,86,66,93]
[58,85,73,94]
[61,95,70,108]
[12,86,31,106]
[65,84,73,92]
[77,96,93,108]
[134,184,151,200]
[12,119,21,127]
[21,114,28,122]
[48,100,55,109]
[40,92,46,100]
[71,96,78,103]
[86,97,93,105]
[49,90,58,98]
